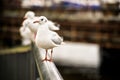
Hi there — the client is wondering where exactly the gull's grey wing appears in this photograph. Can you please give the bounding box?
[51,32,63,45]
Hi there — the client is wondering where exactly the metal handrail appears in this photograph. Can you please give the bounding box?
[32,43,64,80]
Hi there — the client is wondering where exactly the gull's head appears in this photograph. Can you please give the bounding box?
[33,16,48,24]
[24,11,35,19]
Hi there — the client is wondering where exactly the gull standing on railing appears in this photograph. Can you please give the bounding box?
[33,16,64,62]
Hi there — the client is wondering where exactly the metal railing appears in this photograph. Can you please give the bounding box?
[32,43,64,80]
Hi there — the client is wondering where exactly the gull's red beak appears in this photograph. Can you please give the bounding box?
[33,21,39,23]
[23,17,27,20]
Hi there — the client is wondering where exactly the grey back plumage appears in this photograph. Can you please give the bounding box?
[51,32,63,45]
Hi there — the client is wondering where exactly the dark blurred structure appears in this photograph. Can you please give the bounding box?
[0,48,38,80]
[100,47,120,80]
[0,0,120,80]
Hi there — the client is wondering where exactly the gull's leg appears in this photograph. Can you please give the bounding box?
[34,33,36,39]
[48,49,53,62]
[42,49,48,61]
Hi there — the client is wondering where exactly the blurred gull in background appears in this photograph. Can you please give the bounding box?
[19,11,36,45]
[22,11,39,34]
[19,26,34,45]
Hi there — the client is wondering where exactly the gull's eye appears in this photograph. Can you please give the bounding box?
[41,19,43,21]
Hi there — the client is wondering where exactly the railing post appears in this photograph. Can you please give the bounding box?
[32,43,64,80]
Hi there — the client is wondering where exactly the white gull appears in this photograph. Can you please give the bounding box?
[19,11,35,45]
[22,11,39,34]
[34,16,63,61]
[19,26,34,45]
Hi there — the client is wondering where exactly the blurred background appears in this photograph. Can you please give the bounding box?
[0,0,120,80]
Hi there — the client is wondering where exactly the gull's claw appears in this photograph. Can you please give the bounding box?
[42,57,48,62]
[47,58,53,62]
